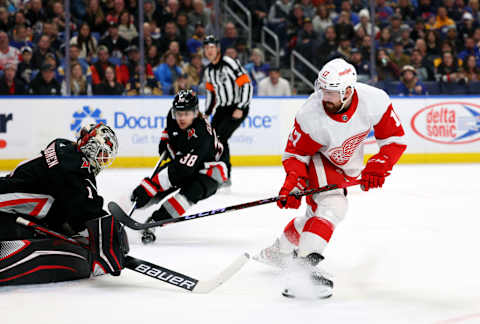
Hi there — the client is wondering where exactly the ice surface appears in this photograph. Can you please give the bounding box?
[2,165,480,324]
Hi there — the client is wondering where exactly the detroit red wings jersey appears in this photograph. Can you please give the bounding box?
[284,82,406,178]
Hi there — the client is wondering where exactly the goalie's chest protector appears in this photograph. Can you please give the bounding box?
[296,83,391,177]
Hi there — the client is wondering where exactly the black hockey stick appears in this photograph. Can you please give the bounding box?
[109,180,361,231]
[16,217,249,293]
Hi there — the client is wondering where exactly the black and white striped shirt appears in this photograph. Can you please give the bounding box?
[204,55,253,114]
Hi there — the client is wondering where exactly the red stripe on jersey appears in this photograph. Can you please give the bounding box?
[0,265,77,282]
[283,218,300,246]
[285,120,323,157]
[167,197,186,216]
[302,217,334,242]
[374,104,405,140]
[0,240,31,261]
[109,217,121,269]
[0,198,49,216]
[306,158,319,212]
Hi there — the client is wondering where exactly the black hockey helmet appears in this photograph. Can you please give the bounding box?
[172,89,199,113]
[203,35,219,46]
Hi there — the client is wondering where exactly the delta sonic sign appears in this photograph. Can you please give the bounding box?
[411,101,480,145]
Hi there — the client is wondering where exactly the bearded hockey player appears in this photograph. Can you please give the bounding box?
[254,58,407,298]
[131,89,227,244]
[0,123,129,285]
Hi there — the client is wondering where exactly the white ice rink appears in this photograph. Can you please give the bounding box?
[2,164,480,324]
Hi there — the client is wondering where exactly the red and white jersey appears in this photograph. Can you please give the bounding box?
[284,82,406,178]
[0,46,20,69]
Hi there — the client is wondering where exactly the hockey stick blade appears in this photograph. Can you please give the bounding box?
[110,181,360,230]
[16,216,248,294]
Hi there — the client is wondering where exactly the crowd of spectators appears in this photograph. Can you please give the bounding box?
[0,0,479,96]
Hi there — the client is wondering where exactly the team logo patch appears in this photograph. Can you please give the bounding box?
[187,128,197,139]
[411,101,480,144]
[328,129,370,165]
[81,158,90,169]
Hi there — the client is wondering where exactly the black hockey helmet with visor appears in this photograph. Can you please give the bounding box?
[172,89,199,115]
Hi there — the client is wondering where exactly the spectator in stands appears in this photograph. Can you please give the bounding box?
[463,54,480,81]
[90,45,121,86]
[125,64,162,96]
[359,34,372,59]
[70,23,98,62]
[220,22,239,52]
[349,47,370,82]
[177,12,194,43]
[10,24,33,50]
[0,63,26,95]
[146,44,161,68]
[334,10,355,40]
[425,30,441,58]
[317,25,337,66]
[390,40,410,70]
[354,8,379,37]
[60,44,90,77]
[143,0,163,26]
[163,0,181,25]
[12,10,29,29]
[396,0,416,23]
[168,41,186,67]
[172,73,191,94]
[376,48,400,81]
[375,0,394,27]
[85,0,106,34]
[17,46,34,84]
[154,51,182,95]
[246,1,268,42]
[189,0,211,29]
[295,17,319,64]
[411,17,426,41]
[330,34,352,61]
[51,1,66,32]
[119,45,154,85]
[28,63,61,95]
[468,0,480,22]
[268,0,292,49]
[415,0,436,22]
[0,7,9,32]
[258,66,291,96]
[42,20,62,55]
[180,0,194,15]
[183,52,204,94]
[187,22,206,55]
[432,6,456,31]
[451,0,467,22]
[92,65,124,95]
[234,38,249,65]
[351,0,366,14]
[389,14,403,41]
[131,22,159,54]
[288,4,305,42]
[376,27,393,50]
[312,4,334,35]
[106,0,126,24]
[61,62,92,96]
[118,10,137,42]
[26,0,47,27]
[397,65,427,96]
[158,20,184,55]
[436,51,462,83]
[411,48,435,81]
[458,37,480,63]
[445,26,463,53]
[0,31,20,70]
[300,0,315,19]
[339,0,359,25]
[458,12,476,41]
[415,38,428,57]
[224,46,238,60]
[398,24,415,53]
[245,48,270,96]
[99,21,129,60]
[43,52,60,81]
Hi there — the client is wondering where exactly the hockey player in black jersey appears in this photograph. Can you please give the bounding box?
[0,123,129,285]
[131,89,228,244]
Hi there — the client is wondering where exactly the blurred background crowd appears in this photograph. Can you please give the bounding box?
[0,0,479,96]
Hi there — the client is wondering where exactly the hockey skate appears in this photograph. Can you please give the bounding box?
[281,253,333,299]
[252,239,291,269]
[140,207,173,245]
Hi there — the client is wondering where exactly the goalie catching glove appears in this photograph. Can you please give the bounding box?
[86,215,129,276]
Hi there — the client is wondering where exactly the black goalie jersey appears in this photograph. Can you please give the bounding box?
[0,139,106,234]
[159,110,228,187]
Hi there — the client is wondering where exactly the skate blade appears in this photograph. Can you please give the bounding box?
[281,289,333,299]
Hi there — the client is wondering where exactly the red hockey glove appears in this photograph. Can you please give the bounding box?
[277,172,308,209]
[131,177,161,208]
[361,154,391,191]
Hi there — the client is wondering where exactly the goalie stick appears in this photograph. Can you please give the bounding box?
[109,180,360,231]
[15,217,249,293]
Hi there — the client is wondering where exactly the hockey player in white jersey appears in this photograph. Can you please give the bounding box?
[255,58,407,298]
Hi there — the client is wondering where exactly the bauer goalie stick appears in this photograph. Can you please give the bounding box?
[109,180,361,231]
[15,217,249,293]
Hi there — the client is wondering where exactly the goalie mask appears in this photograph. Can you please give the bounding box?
[314,58,357,112]
[77,123,118,176]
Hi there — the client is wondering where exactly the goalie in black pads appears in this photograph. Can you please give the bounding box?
[131,89,228,244]
[0,123,129,285]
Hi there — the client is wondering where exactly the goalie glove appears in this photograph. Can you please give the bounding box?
[86,215,129,276]
[277,171,308,209]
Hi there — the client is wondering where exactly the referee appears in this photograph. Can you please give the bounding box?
[203,35,253,186]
